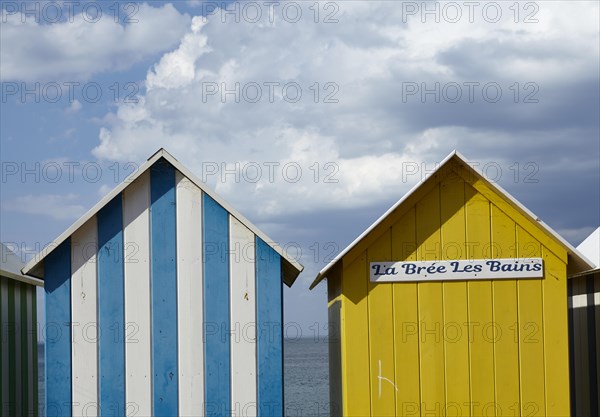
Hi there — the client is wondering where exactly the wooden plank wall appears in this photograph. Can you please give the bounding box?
[337,167,571,416]
[42,159,286,416]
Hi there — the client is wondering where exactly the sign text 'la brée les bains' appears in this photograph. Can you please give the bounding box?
[370,258,543,282]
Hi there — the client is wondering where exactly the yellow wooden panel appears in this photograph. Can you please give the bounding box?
[391,208,420,416]
[367,229,396,416]
[416,184,446,414]
[541,246,570,416]
[465,183,496,417]
[343,163,455,269]
[452,166,567,264]
[341,253,371,416]
[440,173,471,417]
[491,204,520,417]
[517,226,546,417]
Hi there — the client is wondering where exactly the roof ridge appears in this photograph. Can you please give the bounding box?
[310,150,594,289]
[22,148,304,286]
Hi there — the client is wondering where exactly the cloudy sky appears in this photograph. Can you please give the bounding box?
[1,1,599,333]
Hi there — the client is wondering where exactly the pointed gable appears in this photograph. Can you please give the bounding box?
[23,148,303,286]
[311,151,593,289]
[21,148,302,416]
[315,151,595,417]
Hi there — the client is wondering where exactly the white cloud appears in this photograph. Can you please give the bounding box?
[91,2,599,220]
[146,17,210,90]
[97,183,112,197]
[2,193,86,220]
[65,99,82,114]
[0,3,191,81]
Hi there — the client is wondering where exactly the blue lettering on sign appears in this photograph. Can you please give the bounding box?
[400,263,447,275]
[450,261,482,273]
[372,264,398,276]
[372,258,543,282]
[485,260,542,272]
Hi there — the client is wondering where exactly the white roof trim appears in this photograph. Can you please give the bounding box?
[1,243,44,286]
[22,149,304,281]
[0,268,44,287]
[311,150,595,289]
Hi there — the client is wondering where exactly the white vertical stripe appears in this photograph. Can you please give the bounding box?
[27,286,34,414]
[570,292,600,308]
[572,293,587,308]
[1,278,8,410]
[14,282,22,417]
[71,217,99,416]
[176,172,205,416]
[123,170,152,417]
[229,217,258,417]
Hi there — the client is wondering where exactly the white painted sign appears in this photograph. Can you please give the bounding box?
[370,258,543,282]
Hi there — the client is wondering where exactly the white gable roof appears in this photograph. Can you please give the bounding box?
[311,150,595,289]
[22,148,303,286]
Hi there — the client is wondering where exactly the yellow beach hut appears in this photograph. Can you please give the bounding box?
[310,151,594,417]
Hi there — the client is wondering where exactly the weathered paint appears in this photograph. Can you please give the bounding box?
[341,253,370,416]
[203,193,231,417]
[31,153,300,416]
[391,207,420,417]
[71,218,98,417]
[176,172,204,416]
[230,217,257,417]
[256,237,283,417]
[98,195,126,417]
[367,229,394,416]
[440,175,469,416]
[465,183,495,417]
[321,157,577,417]
[150,161,179,417]
[45,240,72,417]
[123,171,152,417]
[490,205,519,417]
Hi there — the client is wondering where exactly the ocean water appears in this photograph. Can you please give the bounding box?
[38,338,330,416]
[284,338,330,417]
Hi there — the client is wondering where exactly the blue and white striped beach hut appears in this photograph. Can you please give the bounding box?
[22,148,304,417]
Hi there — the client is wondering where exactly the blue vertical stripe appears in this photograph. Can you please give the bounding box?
[150,160,179,416]
[203,194,230,416]
[97,196,125,417]
[45,240,72,417]
[256,237,283,417]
